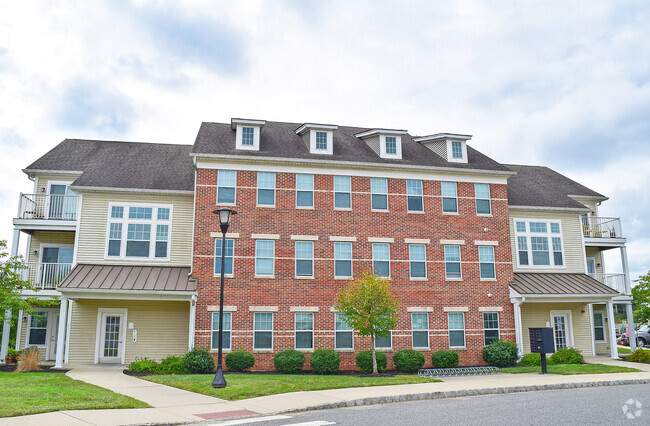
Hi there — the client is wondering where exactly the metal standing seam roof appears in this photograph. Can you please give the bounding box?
[511,273,620,295]
[58,264,196,292]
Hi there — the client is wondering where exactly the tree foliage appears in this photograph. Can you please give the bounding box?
[632,271,650,325]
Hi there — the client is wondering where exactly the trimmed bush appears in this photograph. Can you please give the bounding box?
[225,350,255,372]
[431,350,459,369]
[157,355,188,374]
[393,349,425,373]
[184,347,215,374]
[355,350,387,374]
[128,357,159,373]
[309,349,341,374]
[626,348,650,363]
[519,353,555,366]
[274,349,305,374]
[549,347,584,365]
[482,340,518,368]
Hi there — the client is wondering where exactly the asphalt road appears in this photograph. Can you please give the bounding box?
[215,384,650,425]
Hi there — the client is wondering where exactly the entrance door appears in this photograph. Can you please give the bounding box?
[586,257,596,278]
[99,313,124,363]
[47,185,76,220]
[40,247,73,287]
[47,313,60,361]
[552,313,570,350]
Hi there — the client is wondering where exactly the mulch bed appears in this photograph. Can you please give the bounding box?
[0,364,69,373]
[124,369,409,377]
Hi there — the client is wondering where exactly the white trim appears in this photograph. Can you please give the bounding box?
[405,238,430,244]
[355,129,408,138]
[509,205,590,213]
[64,300,72,364]
[329,236,357,242]
[513,218,566,269]
[446,139,468,163]
[474,240,499,246]
[368,237,394,243]
[379,134,402,160]
[70,186,193,195]
[59,289,196,301]
[308,129,334,155]
[294,312,314,351]
[406,307,433,312]
[443,307,469,312]
[207,305,238,312]
[550,310,574,349]
[478,306,504,312]
[210,232,240,238]
[249,306,279,312]
[216,169,237,206]
[95,308,128,364]
[251,233,280,240]
[235,124,261,151]
[291,235,319,241]
[411,312,430,349]
[253,311,274,351]
[25,309,58,357]
[188,296,196,350]
[295,123,339,134]
[374,330,393,350]
[593,309,606,343]
[413,133,472,143]
[334,312,354,351]
[440,239,465,245]
[290,306,319,312]
[210,310,232,351]
[231,118,266,128]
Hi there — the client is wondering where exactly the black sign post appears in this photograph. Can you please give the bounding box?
[529,327,555,374]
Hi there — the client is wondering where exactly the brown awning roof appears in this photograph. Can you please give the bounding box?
[59,264,196,292]
[511,273,620,296]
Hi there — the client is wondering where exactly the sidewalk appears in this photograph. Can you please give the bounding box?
[2,358,649,425]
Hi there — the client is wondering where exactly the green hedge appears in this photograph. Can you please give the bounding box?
[482,340,518,368]
[309,349,341,374]
[274,349,305,374]
[184,348,215,374]
[157,355,188,374]
[549,347,584,365]
[356,350,387,374]
[431,350,459,368]
[627,348,650,363]
[225,350,255,372]
[393,349,425,373]
[519,353,555,366]
[128,357,158,373]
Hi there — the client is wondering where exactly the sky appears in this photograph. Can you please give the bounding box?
[0,0,648,281]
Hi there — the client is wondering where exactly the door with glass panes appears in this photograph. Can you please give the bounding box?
[99,313,124,363]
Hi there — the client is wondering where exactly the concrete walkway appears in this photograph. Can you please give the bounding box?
[2,358,650,425]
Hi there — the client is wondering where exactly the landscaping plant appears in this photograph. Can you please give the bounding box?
[482,340,518,368]
[431,350,459,368]
[128,357,159,373]
[273,349,305,374]
[519,353,555,366]
[157,355,188,374]
[627,348,650,363]
[356,350,387,374]
[549,347,584,365]
[393,349,425,373]
[225,350,255,372]
[5,347,19,364]
[15,347,40,372]
[309,349,341,374]
[184,348,215,374]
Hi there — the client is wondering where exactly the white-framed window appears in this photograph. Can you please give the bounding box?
[28,312,48,346]
[241,126,255,146]
[371,178,388,211]
[335,313,354,349]
[296,174,314,208]
[444,245,462,279]
[380,134,402,158]
[217,170,237,205]
[255,240,275,277]
[446,139,467,162]
[315,131,328,150]
[257,172,276,206]
[385,136,397,154]
[253,312,273,350]
[412,313,429,349]
[211,312,232,351]
[375,331,392,349]
[451,141,463,158]
[514,219,565,268]
[475,183,491,215]
[106,204,171,260]
[441,182,458,213]
[235,124,261,151]
[334,242,353,278]
[407,180,423,212]
[295,312,314,350]
[214,239,234,276]
[295,241,314,277]
[483,312,499,345]
[593,311,606,342]
[409,244,427,278]
[478,246,496,279]
[448,312,465,348]
[334,176,351,209]
[372,243,390,277]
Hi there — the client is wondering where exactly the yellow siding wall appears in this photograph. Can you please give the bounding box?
[35,176,76,194]
[17,307,60,361]
[67,299,190,364]
[75,193,193,266]
[27,231,76,264]
[585,247,604,275]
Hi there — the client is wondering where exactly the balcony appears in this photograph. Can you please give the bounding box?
[14,193,79,231]
[591,273,628,295]
[582,216,625,248]
[20,262,73,290]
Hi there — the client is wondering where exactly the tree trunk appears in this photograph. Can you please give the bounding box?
[371,333,378,374]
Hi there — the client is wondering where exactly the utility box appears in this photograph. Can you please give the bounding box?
[529,327,555,354]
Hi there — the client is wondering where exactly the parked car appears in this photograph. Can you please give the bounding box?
[618,326,650,347]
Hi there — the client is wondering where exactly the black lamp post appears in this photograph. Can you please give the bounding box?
[212,207,237,388]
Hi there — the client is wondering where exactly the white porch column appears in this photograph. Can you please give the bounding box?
[0,310,12,363]
[11,229,20,257]
[54,296,68,368]
[188,295,196,351]
[626,303,637,351]
[606,301,619,359]
[588,304,596,356]
[620,246,632,295]
[513,300,524,357]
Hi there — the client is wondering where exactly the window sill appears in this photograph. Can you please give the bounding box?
[256,205,276,208]
[295,276,315,280]
[371,209,390,213]
[407,211,425,214]
[477,213,493,217]
[253,350,273,353]
[255,275,275,279]
[413,347,430,350]
[296,348,314,352]
[105,257,170,261]
[210,349,232,353]
[216,203,236,207]
[213,274,235,278]
[296,206,315,210]
[374,348,393,352]
[480,278,497,282]
[334,277,353,280]
[334,348,355,352]
[446,278,463,282]
[410,277,428,281]
[442,212,460,216]
[333,208,352,211]
[450,347,467,351]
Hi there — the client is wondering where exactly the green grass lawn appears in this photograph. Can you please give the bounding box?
[500,363,640,375]
[0,372,149,418]
[143,373,440,401]
[618,347,632,354]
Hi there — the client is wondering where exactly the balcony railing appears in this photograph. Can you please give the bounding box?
[591,273,627,294]
[20,262,73,289]
[17,193,79,221]
[582,216,623,239]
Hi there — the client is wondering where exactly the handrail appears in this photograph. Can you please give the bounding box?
[17,193,78,220]
[591,273,627,294]
[20,262,73,289]
[582,216,622,239]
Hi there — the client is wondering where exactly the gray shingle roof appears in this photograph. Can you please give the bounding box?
[505,164,606,209]
[25,139,194,192]
[192,121,512,173]
[58,264,196,292]
[511,273,619,295]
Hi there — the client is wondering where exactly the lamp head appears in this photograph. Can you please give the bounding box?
[213,208,237,233]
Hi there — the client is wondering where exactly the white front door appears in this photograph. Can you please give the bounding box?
[47,313,60,361]
[99,313,124,363]
[552,313,570,350]
[586,257,596,278]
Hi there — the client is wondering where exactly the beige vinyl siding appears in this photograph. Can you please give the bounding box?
[521,302,593,356]
[35,176,76,195]
[67,299,190,364]
[76,193,193,266]
[17,307,60,361]
[509,211,585,274]
[585,247,604,275]
[27,231,75,264]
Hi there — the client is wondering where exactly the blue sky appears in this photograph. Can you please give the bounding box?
[0,0,648,280]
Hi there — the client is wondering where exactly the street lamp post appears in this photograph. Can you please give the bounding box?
[212,207,237,388]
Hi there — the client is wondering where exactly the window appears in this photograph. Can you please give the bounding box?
[217,170,236,204]
[296,174,314,208]
[295,241,314,277]
[335,313,353,349]
[157,208,170,220]
[214,239,234,276]
[126,224,151,257]
[255,240,275,276]
[372,243,390,277]
[444,245,462,279]
[371,178,388,210]
[295,313,314,350]
[334,176,351,209]
[478,246,496,279]
[155,225,168,258]
[253,312,273,350]
[412,313,429,348]
[375,331,392,349]
[483,312,500,345]
[475,183,491,215]
[409,244,427,278]
[241,126,254,146]
[514,220,564,267]
[129,207,152,219]
[441,182,458,213]
[28,312,48,345]
[406,180,423,212]
[334,242,352,278]
[211,312,231,351]
[448,312,465,348]
[108,223,122,256]
[593,311,605,342]
[451,141,463,158]
[315,131,328,150]
[107,204,171,259]
[517,236,529,265]
[385,136,397,154]
[257,172,276,206]
[111,206,123,218]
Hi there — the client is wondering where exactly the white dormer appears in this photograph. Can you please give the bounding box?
[232,118,266,151]
[355,129,408,160]
[295,123,338,155]
[413,133,472,163]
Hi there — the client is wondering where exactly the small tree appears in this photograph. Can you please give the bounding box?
[334,273,399,374]
[632,271,650,325]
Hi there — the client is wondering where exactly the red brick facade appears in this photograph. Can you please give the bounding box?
[192,168,515,371]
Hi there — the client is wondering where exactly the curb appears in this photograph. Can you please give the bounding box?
[280,378,650,413]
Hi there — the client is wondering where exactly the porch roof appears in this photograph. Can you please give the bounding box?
[511,272,619,296]
[58,264,196,292]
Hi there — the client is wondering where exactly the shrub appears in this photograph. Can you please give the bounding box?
[309,349,341,375]
[355,350,387,374]
[482,340,518,368]
[274,349,305,374]
[393,349,425,373]
[431,350,459,369]
[157,355,188,374]
[15,347,40,373]
[549,347,584,365]
[128,357,159,373]
[519,353,555,366]
[5,348,19,363]
[626,348,650,363]
[184,348,215,374]
[225,351,255,372]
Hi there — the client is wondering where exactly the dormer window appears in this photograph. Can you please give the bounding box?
[232,118,265,151]
[413,133,471,164]
[241,127,255,146]
[315,131,328,150]
[386,137,397,155]
[451,141,463,159]
[356,129,407,160]
[295,123,338,155]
